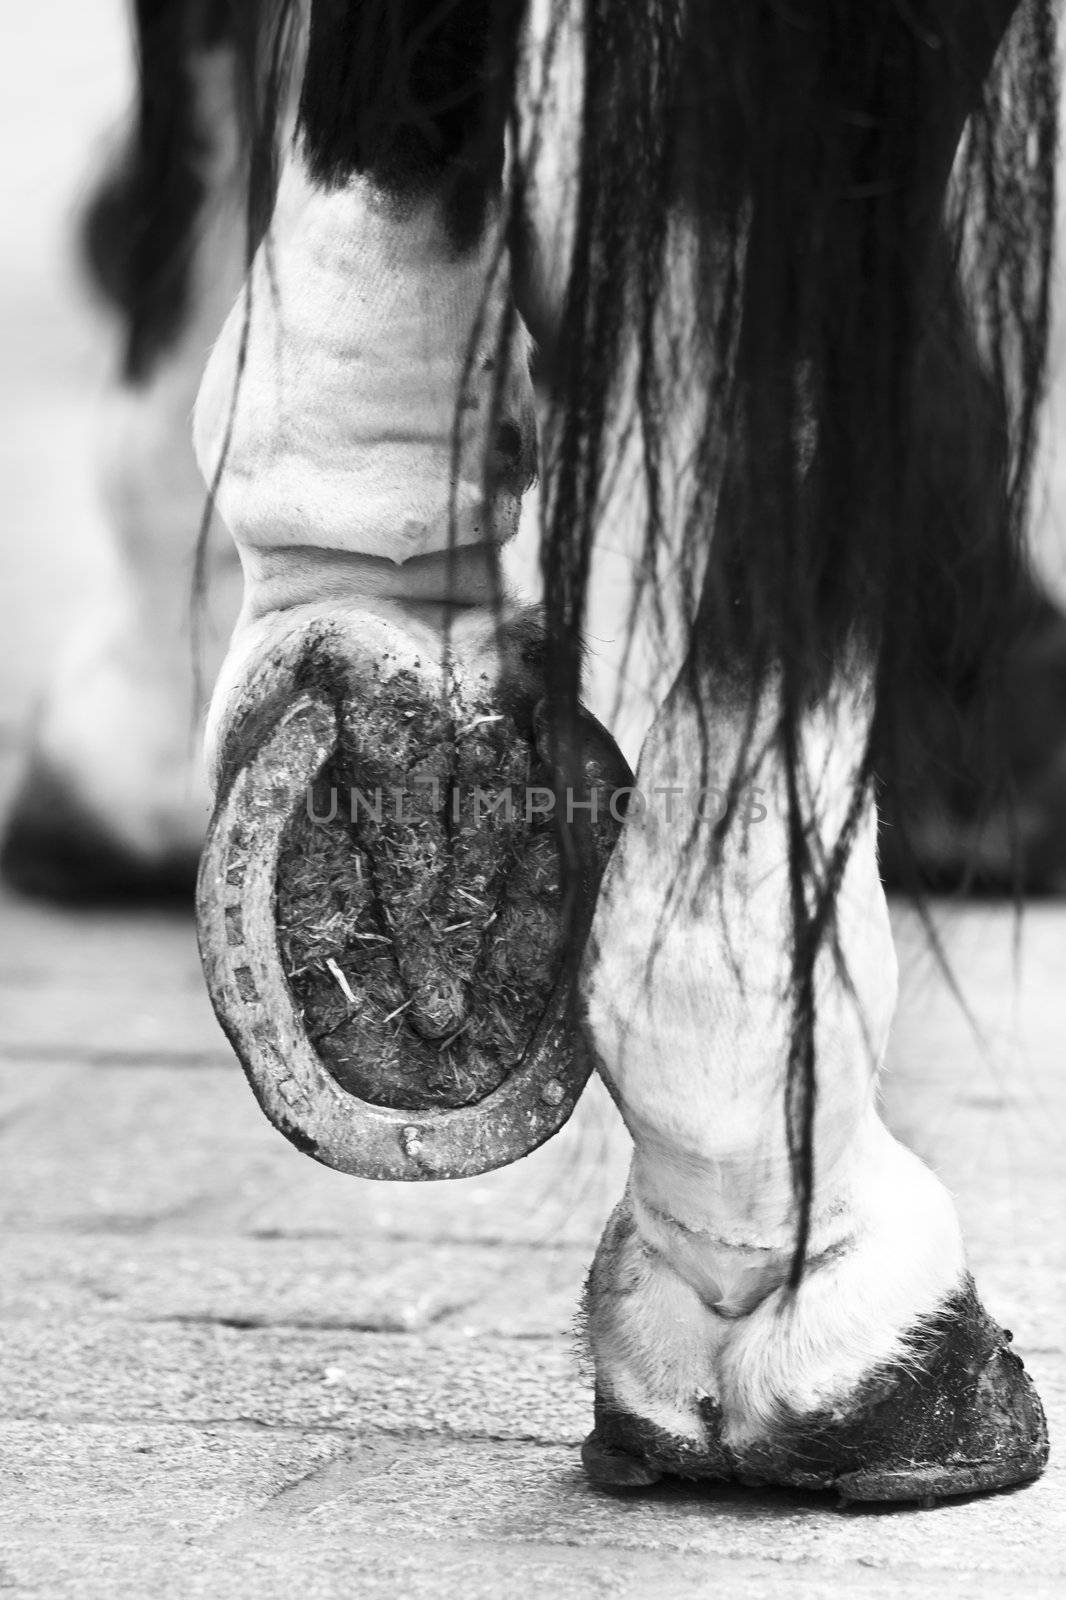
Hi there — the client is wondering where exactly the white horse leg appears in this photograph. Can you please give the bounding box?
[190,125,645,1163]
[580,669,1048,1499]
[193,151,538,756]
[1,45,245,900]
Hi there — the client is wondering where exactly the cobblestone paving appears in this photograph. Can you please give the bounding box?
[0,883,1056,1593]
[0,884,1064,1598]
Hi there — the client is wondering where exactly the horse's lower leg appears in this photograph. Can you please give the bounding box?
[192,2,634,1172]
[0,10,245,901]
[580,670,1048,1499]
[195,153,538,756]
[190,0,1050,1495]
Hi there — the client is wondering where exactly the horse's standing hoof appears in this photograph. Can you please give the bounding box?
[196,609,632,1179]
[582,1277,1049,1504]
[581,1395,732,1492]
[580,1432,663,1492]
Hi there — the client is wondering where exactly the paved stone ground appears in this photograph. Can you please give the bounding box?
[1,870,1064,1599]
[1,3,1065,1596]
[1,885,1064,1600]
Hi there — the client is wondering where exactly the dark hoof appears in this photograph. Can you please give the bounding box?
[197,612,633,1180]
[584,1278,1049,1504]
[1,757,198,907]
[580,1432,662,1491]
[583,1392,733,1491]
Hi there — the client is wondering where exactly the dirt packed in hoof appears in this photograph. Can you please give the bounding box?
[275,663,624,1112]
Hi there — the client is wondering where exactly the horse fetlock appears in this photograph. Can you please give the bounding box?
[586,1123,971,1432]
[193,156,537,582]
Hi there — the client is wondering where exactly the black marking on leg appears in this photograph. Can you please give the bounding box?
[298,0,523,246]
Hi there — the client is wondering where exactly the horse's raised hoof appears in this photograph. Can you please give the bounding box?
[1,755,198,906]
[197,608,632,1179]
[582,1278,1049,1504]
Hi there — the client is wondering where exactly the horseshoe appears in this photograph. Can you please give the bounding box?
[196,639,630,1180]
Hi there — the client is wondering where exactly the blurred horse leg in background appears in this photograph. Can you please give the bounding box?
[0,0,246,902]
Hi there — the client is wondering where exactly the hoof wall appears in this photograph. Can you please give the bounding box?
[581,1433,663,1492]
[584,1278,1049,1505]
[835,1455,1046,1505]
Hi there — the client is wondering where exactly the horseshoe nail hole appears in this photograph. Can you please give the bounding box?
[234,965,259,1003]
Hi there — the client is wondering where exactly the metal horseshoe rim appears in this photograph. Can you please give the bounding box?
[196,688,591,1181]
